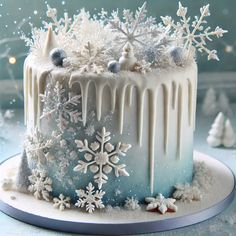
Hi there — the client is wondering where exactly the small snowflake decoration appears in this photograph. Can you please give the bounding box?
[75,182,105,213]
[145,194,178,214]
[26,128,53,166]
[124,197,141,211]
[53,194,71,211]
[41,81,82,130]
[173,183,202,202]
[28,169,52,201]
[69,42,106,74]
[161,2,227,60]
[74,127,131,189]
[85,124,95,136]
[109,2,160,48]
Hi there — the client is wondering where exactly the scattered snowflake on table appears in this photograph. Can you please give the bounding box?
[124,197,141,211]
[53,194,71,211]
[28,169,52,201]
[145,193,178,214]
[41,81,82,131]
[73,127,131,189]
[161,2,227,60]
[75,182,105,213]
[172,183,202,202]
[26,128,53,166]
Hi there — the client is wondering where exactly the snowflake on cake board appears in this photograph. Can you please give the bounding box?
[41,81,82,131]
[28,169,52,201]
[53,194,71,211]
[73,127,131,189]
[145,194,178,214]
[161,2,228,60]
[75,182,105,213]
[173,183,202,202]
[109,2,160,48]
[26,128,53,166]
[124,197,141,211]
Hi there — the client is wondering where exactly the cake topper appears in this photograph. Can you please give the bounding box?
[22,2,227,73]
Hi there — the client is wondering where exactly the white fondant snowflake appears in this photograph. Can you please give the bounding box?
[28,169,52,201]
[75,182,105,213]
[133,60,152,74]
[68,42,106,74]
[1,178,14,191]
[53,194,71,211]
[124,197,141,211]
[41,81,82,131]
[145,194,178,214]
[74,127,131,189]
[109,2,160,47]
[161,2,227,60]
[173,183,202,202]
[26,128,53,166]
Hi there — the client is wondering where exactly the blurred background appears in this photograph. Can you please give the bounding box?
[0,0,235,108]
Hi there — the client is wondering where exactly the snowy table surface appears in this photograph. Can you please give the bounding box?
[1,107,236,236]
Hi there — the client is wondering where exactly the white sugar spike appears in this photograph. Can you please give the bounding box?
[206,112,225,147]
[222,119,236,148]
[43,27,58,57]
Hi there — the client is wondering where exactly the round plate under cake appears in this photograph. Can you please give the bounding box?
[0,151,235,235]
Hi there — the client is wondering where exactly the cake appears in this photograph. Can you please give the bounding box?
[14,2,226,213]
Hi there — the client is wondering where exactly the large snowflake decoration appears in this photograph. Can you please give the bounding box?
[41,81,82,131]
[161,2,227,60]
[75,182,105,213]
[145,194,178,214]
[109,2,160,48]
[28,169,52,201]
[26,128,53,166]
[53,194,71,211]
[73,127,131,189]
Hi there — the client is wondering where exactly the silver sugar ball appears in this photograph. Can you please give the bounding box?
[107,60,120,73]
[50,48,67,67]
[170,47,186,66]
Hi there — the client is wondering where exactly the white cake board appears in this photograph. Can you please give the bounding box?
[0,151,235,235]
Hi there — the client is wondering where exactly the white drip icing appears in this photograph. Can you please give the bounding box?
[24,56,197,194]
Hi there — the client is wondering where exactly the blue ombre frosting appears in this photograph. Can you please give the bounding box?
[24,55,197,205]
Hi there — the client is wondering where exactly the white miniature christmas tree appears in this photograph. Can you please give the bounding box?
[16,149,32,193]
[207,112,225,147]
[202,88,218,116]
[218,92,232,117]
[222,119,235,148]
